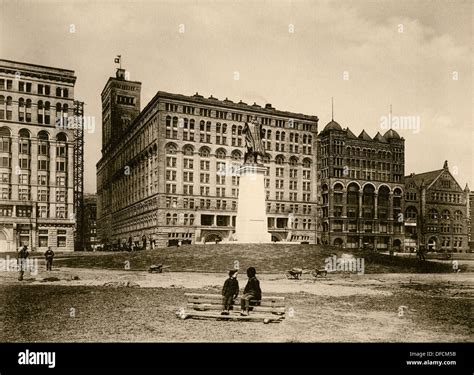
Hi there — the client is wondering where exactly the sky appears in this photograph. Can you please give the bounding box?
[1,0,472,193]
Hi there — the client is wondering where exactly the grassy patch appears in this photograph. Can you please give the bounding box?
[54,244,452,274]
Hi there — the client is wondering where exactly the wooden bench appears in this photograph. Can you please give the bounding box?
[177,293,286,324]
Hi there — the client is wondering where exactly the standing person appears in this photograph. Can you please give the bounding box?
[240,267,262,316]
[221,270,239,315]
[17,245,29,281]
[44,247,55,271]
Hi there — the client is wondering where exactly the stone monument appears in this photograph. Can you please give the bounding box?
[234,115,272,243]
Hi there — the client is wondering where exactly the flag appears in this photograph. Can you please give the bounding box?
[114,55,121,64]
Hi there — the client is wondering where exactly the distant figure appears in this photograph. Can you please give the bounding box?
[17,245,29,281]
[177,240,182,248]
[417,246,426,261]
[221,270,239,315]
[240,267,262,316]
[44,247,55,271]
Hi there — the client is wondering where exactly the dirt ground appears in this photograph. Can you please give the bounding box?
[1,266,472,343]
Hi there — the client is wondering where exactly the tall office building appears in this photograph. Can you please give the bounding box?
[97,67,319,249]
[0,59,78,252]
[316,120,405,251]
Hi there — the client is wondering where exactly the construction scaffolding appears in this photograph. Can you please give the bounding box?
[73,100,85,251]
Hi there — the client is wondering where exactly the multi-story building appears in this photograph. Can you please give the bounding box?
[404,161,470,253]
[316,120,405,251]
[83,194,98,251]
[97,67,319,249]
[0,59,78,252]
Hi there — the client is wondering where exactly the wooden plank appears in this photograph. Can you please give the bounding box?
[186,303,285,314]
[186,298,285,307]
[178,311,284,323]
[185,293,285,301]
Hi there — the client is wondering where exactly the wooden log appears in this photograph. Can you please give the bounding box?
[182,311,284,323]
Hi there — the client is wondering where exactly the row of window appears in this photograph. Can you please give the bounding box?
[0,79,69,97]
[0,204,68,218]
[165,143,313,166]
[0,157,67,171]
[164,103,313,130]
[0,187,67,201]
[0,97,69,124]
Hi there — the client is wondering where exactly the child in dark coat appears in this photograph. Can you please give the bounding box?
[240,267,262,316]
[221,270,239,315]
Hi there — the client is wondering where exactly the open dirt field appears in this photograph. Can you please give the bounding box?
[1,265,472,343]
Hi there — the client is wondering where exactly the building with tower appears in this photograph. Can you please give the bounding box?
[316,118,405,251]
[404,161,470,253]
[96,66,319,249]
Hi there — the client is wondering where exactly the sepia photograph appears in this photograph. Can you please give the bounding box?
[0,0,472,370]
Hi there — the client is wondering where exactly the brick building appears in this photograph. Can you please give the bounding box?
[316,120,405,251]
[97,67,319,249]
[0,59,78,252]
[404,161,470,253]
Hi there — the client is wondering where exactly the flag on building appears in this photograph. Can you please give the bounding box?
[114,55,121,64]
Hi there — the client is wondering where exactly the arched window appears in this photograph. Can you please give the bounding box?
[289,157,298,166]
[199,147,210,157]
[0,127,11,153]
[302,158,311,168]
[231,150,242,160]
[216,148,226,159]
[428,209,438,220]
[281,131,286,141]
[183,145,193,156]
[63,88,68,98]
[166,213,171,225]
[56,133,67,142]
[454,210,463,221]
[276,131,280,141]
[232,125,237,135]
[166,143,177,154]
[275,155,284,165]
[172,213,178,225]
[56,87,61,96]
[441,209,450,220]
[189,214,195,225]
[262,154,271,164]
[166,116,171,127]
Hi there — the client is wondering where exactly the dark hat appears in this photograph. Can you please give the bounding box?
[228,269,238,277]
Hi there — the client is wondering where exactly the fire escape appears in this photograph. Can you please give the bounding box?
[73,100,84,251]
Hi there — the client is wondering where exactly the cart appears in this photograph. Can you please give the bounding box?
[286,267,328,280]
[148,264,171,273]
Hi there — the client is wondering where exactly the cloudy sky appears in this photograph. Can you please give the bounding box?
[1,0,472,193]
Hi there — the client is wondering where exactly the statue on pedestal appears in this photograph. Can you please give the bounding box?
[243,115,265,164]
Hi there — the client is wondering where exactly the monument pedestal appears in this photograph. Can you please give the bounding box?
[235,164,272,244]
